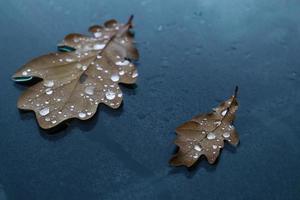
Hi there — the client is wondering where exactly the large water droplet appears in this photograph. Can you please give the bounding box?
[105,90,116,100]
[39,107,49,116]
[116,60,130,66]
[207,132,216,140]
[84,86,95,95]
[194,145,202,151]
[111,74,120,82]
[43,80,54,87]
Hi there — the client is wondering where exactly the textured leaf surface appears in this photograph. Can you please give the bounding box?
[12,16,139,129]
[170,87,239,167]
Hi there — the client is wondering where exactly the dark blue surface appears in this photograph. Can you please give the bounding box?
[0,0,300,199]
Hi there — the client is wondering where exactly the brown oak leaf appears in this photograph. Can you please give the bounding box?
[12,16,139,129]
[170,87,239,167]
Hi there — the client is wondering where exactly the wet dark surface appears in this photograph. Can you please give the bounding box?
[0,0,300,199]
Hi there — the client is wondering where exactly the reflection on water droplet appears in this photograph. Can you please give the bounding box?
[46,88,53,95]
[221,110,227,116]
[212,145,218,149]
[214,121,221,126]
[207,132,216,140]
[119,70,125,75]
[116,60,130,66]
[105,90,116,100]
[194,145,202,151]
[65,58,73,62]
[78,112,86,118]
[43,80,54,87]
[94,44,105,50]
[22,71,28,76]
[84,86,95,95]
[39,107,49,116]
[94,32,102,38]
[223,132,230,138]
[82,65,88,71]
[132,70,138,78]
[111,74,120,82]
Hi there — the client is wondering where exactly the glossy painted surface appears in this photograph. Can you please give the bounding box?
[0,0,299,199]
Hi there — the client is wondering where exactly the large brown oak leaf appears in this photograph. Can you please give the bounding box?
[12,16,139,129]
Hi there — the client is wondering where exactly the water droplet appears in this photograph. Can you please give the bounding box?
[105,90,116,100]
[214,121,221,126]
[212,145,218,149]
[45,88,53,95]
[119,70,125,75]
[94,32,102,38]
[84,86,95,95]
[221,110,227,116]
[78,112,86,118]
[116,60,130,66]
[111,74,120,82]
[117,93,123,98]
[22,71,28,76]
[223,132,230,138]
[207,132,216,140]
[194,145,202,151]
[39,107,49,116]
[93,44,105,50]
[132,70,138,78]
[43,80,54,87]
[51,120,57,124]
[65,58,73,62]
[82,65,88,71]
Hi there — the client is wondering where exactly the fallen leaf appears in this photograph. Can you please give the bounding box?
[12,16,139,129]
[170,87,239,167]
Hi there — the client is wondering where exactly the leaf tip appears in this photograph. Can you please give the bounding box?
[234,85,239,97]
[127,15,134,26]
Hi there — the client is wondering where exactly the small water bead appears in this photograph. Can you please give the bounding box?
[194,145,202,151]
[111,74,120,82]
[132,70,138,78]
[43,80,54,87]
[207,132,216,140]
[96,55,102,59]
[78,112,86,118]
[214,121,221,126]
[39,107,50,116]
[119,70,125,76]
[221,110,227,116]
[22,71,28,76]
[84,86,95,95]
[82,65,88,71]
[116,60,130,66]
[51,120,57,124]
[45,88,53,95]
[212,145,218,149]
[93,44,105,50]
[117,93,123,98]
[65,58,73,62]
[45,117,50,122]
[94,32,102,38]
[105,90,116,100]
[223,132,231,138]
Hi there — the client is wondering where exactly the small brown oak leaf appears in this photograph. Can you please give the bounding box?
[170,87,239,167]
[12,16,139,129]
